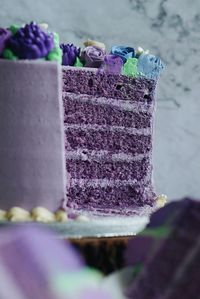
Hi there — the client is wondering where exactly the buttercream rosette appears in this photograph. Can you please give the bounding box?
[0,22,165,78]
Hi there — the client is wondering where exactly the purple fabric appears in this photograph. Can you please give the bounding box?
[125,199,200,299]
[0,226,83,299]
[147,198,192,228]
[165,250,200,299]
[124,236,155,266]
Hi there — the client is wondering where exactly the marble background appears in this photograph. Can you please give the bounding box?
[1,0,200,201]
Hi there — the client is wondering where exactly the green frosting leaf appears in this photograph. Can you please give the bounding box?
[122,57,139,77]
[140,226,171,239]
[46,31,62,63]
[53,32,60,48]
[2,48,17,60]
[46,47,62,63]
[9,24,20,35]
[74,57,83,67]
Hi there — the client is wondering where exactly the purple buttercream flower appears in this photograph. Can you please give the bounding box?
[60,43,80,66]
[0,28,11,55]
[102,54,123,74]
[110,46,135,63]
[7,22,54,59]
[80,46,106,68]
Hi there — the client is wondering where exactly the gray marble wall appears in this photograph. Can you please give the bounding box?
[1,0,200,201]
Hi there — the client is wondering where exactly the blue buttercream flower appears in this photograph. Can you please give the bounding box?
[110,46,135,63]
[137,53,164,80]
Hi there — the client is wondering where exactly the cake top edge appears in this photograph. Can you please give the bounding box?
[0,21,165,80]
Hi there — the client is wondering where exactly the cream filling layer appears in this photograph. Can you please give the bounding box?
[65,150,151,162]
[64,123,151,135]
[63,92,154,113]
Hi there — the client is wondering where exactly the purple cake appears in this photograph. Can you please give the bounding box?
[125,198,200,299]
[0,23,67,218]
[0,22,165,220]
[63,67,158,216]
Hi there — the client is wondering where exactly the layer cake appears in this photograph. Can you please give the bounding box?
[63,67,157,216]
[0,22,165,219]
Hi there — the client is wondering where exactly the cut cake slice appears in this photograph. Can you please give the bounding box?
[63,67,157,216]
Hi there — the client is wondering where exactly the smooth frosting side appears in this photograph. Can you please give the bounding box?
[0,59,66,211]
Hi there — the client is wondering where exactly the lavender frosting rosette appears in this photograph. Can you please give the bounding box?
[0,28,11,55]
[102,54,123,74]
[60,43,80,66]
[137,53,164,80]
[7,22,54,59]
[110,46,135,63]
[80,46,106,68]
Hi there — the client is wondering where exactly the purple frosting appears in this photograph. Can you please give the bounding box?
[0,28,11,55]
[80,46,106,68]
[7,22,54,59]
[102,54,123,74]
[60,43,80,66]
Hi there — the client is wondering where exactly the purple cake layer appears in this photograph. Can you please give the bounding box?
[62,67,157,215]
[63,93,151,128]
[126,199,200,299]
[66,158,150,180]
[0,59,66,211]
[65,128,151,154]
[67,185,155,215]
[63,67,156,102]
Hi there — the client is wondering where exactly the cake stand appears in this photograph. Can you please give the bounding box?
[0,214,148,238]
[0,215,148,274]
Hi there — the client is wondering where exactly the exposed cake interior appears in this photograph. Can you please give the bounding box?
[63,67,157,216]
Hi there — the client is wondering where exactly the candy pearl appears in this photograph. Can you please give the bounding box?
[156,194,168,208]
[39,23,49,30]
[55,210,68,222]
[83,39,106,51]
[0,210,7,221]
[31,207,55,223]
[7,207,31,222]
